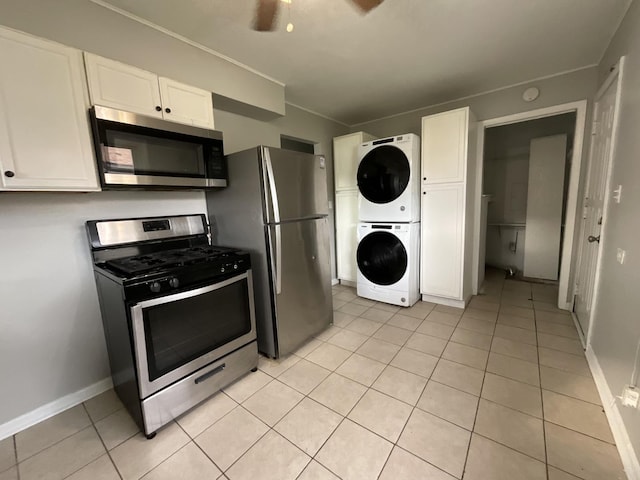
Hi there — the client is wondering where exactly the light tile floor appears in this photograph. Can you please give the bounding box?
[0,272,628,479]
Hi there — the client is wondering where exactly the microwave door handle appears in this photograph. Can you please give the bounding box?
[264,148,282,294]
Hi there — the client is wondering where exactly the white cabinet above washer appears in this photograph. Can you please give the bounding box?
[421,108,469,184]
[84,53,215,129]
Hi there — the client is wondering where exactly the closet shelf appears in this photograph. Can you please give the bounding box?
[488,223,526,227]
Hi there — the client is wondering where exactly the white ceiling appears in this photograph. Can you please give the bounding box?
[98,0,631,125]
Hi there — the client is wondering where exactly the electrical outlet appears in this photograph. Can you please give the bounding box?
[622,385,639,408]
[617,248,626,265]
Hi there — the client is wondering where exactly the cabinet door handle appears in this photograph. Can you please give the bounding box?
[155,106,162,111]
[165,107,171,113]
[4,170,15,178]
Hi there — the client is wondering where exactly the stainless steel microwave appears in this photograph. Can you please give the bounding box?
[89,106,226,189]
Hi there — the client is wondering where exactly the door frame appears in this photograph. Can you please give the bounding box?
[582,57,625,346]
[472,100,588,309]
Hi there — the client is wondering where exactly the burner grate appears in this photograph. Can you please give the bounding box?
[105,246,234,276]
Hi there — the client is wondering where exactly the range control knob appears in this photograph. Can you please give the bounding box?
[220,267,225,273]
[149,281,161,293]
[233,263,238,270]
[169,277,180,288]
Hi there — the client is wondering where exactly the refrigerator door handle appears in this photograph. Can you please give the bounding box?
[264,148,282,294]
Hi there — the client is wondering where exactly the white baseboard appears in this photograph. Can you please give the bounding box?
[585,345,640,480]
[0,377,113,441]
[421,294,466,309]
[331,278,339,286]
[559,300,573,311]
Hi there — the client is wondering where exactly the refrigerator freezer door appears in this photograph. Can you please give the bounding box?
[267,216,333,356]
[262,146,329,223]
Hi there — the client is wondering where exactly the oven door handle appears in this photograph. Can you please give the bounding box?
[264,148,282,295]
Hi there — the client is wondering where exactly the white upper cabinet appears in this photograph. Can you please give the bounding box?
[421,107,469,184]
[333,132,375,191]
[158,77,215,129]
[84,53,162,119]
[85,53,215,129]
[0,27,99,191]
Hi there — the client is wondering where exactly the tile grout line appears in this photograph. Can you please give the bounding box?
[173,420,231,478]
[13,434,19,480]
[459,284,501,479]
[56,403,122,480]
[82,402,124,480]
[533,297,552,480]
[372,309,451,480]
[340,281,604,477]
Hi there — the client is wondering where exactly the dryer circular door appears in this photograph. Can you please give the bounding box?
[357,231,408,286]
[357,145,410,204]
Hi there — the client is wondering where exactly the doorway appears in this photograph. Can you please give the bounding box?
[482,114,576,283]
[472,101,588,309]
[280,135,316,154]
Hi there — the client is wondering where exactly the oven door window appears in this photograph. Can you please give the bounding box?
[142,276,252,381]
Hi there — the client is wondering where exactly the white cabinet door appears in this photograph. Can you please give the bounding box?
[333,132,374,191]
[335,190,359,282]
[158,77,215,129]
[0,28,98,191]
[84,53,162,119]
[420,184,464,298]
[422,107,468,184]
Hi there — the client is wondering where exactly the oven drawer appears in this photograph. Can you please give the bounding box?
[141,341,258,435]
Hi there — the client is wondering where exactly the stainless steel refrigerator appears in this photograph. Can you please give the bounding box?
[206,146,333,358]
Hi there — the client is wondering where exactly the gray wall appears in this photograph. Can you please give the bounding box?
[0,191,205,426]
[590,0,640,460]
[352,67,597,136]
[0,0,285,115]
[214,104,350,280]
[0,14,346,429]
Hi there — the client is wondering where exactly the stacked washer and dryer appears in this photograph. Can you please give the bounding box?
[356,134,421,307]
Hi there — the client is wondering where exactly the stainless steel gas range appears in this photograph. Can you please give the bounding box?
[87,214,258,438]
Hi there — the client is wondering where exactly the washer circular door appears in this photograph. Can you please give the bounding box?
[357,231,408,286]
[357,145,411,204]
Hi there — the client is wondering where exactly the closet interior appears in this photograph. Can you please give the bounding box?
[482,112,577,283]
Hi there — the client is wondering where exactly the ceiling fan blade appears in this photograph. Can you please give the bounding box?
[350,0,384,13]
[254,0,279,31]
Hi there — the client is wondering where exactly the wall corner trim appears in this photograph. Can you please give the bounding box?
[0,377,113,441]
[586,345,640,480]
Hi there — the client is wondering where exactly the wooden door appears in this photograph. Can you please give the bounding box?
[158,77,215,129]
[574,62,622,337]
